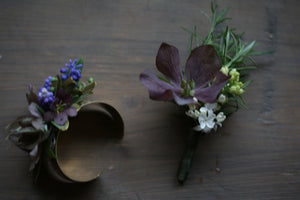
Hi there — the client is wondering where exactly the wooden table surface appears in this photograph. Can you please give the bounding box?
[1,0,300,199]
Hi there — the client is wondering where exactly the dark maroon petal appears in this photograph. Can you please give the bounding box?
[140,69,177,101]
[185,45,221,87]
[194,71,230,103]
[156,43,182,85]
[66,107,77,117]
[54,112,68,125]
[172,91,195,105]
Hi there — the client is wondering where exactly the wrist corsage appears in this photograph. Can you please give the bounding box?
[7,59,124,182]
[140,2,272,184]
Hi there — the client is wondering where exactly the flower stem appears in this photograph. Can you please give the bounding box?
[177,130,200,184]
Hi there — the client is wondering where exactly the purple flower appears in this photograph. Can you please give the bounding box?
[53,107,77,125]
[44,88,77,125]
[140,43,230,105]
[60,58,82,81]
[38,87,54,109]
[44,76,53,90]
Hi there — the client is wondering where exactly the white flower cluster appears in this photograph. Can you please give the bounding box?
[186,99,226,133]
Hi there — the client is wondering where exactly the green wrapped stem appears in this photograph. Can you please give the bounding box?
[177,130,200,184]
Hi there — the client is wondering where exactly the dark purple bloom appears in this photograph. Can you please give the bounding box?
[140,43,230,105]
[44,88,77,125]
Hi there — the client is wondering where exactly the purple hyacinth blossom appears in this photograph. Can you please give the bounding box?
[38,87,54,108]
[140,43,230,105]
[60,58,82,81]
[44,76,53,90]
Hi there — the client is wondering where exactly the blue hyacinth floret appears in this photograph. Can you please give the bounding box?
[44,76,53,90]
[38,86,54,108]
[60,59,83,81]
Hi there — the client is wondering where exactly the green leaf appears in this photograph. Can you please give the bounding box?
[76,58,84,73]
[216,7,230,24]
[200,10,211,23]
[241,41,256,56]
[242,80,253,88]
[46,147,57,159]
[211,1,216,13]
[228,96,248,110]
[51,120,69,131]
[72,103,81,111]
[62,77,76,93]
[71,89,83,97]
[216,17,231,25]
[81,81,96,95]
[76,58,84,65]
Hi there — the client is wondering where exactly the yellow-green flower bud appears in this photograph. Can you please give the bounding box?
[229,85,237,94]
[88,77,94,83]
[220,66,229,76]
[238,88,245,95]
[229,82,245,95]
[238,81,243,88]
[229,69,240,82]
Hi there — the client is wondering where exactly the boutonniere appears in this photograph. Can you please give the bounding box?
[140,2,272,184]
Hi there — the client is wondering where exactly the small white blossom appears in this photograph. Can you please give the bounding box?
[193,105,216,133]
[216,112,226,123]
[214,112,226,131]
[192,104,227,133]
[199,106,208,115]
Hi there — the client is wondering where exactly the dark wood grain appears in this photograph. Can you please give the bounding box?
[1,0,300,199]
